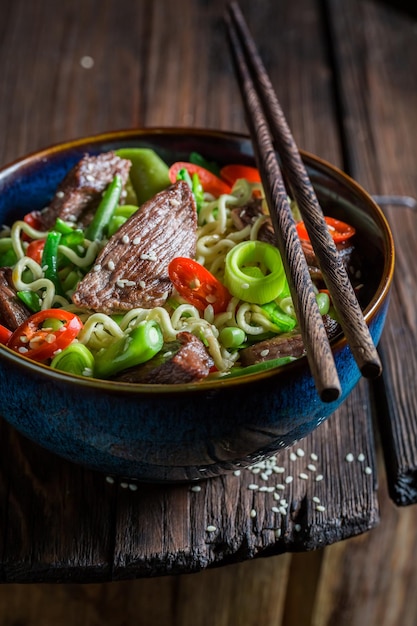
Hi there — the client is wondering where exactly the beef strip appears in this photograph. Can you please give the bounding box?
[114,331,213,384]
[0,267,31,330]
[239,333,306,366]
[38,152,131,230]
[231,199,355,283]
[72,180,197,313]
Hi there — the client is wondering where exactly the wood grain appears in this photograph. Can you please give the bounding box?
[0,0,417,624]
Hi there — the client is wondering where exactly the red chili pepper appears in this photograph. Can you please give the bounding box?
[168,257,231,314]
[8,309,83,362]
[0,324,12,344]
[296,216,356,243]
[220,164,261,186]
[26,239,46,264]
[168,162,232,197]
[22,212,44,242]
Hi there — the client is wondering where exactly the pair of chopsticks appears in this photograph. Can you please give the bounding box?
[225,1,382,402]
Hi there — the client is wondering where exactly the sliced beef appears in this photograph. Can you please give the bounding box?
[38,152,131,230]
[114,331,213,384]
[239,332,306,367]
[0,267,31,330]
[72,181,197,313]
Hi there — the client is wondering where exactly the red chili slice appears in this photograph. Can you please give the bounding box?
[168,257,231,314]
[7,309,83,362]
[220,164,261,186]
[169,162,232,196]
[296,216,356,243]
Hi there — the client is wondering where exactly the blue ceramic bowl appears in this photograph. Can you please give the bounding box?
[0,128,394,482]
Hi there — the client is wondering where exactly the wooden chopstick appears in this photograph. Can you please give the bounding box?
[225,1,382,400]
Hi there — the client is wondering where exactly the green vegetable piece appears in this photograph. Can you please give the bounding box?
[316,291,330,316]
[54,218,75,235]
[219,326,246,349]
[224,241,286,304]
[41,230,64,295]
[224,356,296,379]
[261,301,297,332]
[51,343,95,377]
[85,174,123,242]
[189,152,221,176]
[17,290,41,313]
[94,320,163,379]
[107,215,127,237]
[116,148,171,205]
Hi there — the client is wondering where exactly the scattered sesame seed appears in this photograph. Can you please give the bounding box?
[296,448,305,457]
[299,473,309,480]
[273,466,285,474]
[276,484,285,491]
[312,496,321,504]
[128,483,138,491]
[357,453,366,462]
[105,476,115,484]
[279,506,287,515]
[191,485,202,492]
[310,453,319,461]
[120,482,128,489]
[139,280,146,289]
[345,453,354,462]
[206,525,217,533]
[250,509,257,518]
[248,484,259,490]
[132,237,141,245]
[93,264,102,272]
[108,260,115,271]
[274,528,282,538]
[364,466,373,475]
[18,347,29,353]
[294,524,302,532]
[315,474,324,482]
[56,190,65,198]
[307,464,317,472]
[272,506,280,514]
[261,472,269,481]
[285,475,293,484]
[233,470,241,476]
[80,55,94,69]
[241,282,250,289]
[290,452,297,461]
[316,505,326,512]
[260,349,270,357]
[259,486,269,492]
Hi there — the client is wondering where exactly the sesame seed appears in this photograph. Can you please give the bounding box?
[120,482,128,489]
[191,485,201,492]
[259,486,269,492]
[299,473,309,480]
[122,235,130,244]
[290,452,297,461]
[296,448,305,457]
[105,476,115,484]
[18,347,29,353]
[310,453,319,461]
[261,472,269,481]
[233,470,241,476]
[307,464,317,472]
[357,453,365,462]
[274,528,282,538]
[316,505,326,512]
[139,280,146,289]
[364,466,373,475]
[315,474,324,481]
[128,483,138,491]
[250,509,257,518]
[294,524,302,532]
[273,466,285,474]
[279,506,287,515]
[280,499,287,506]
[56,190,65,198]
[260,349,270,357]
[276,484,285,491]
[132,237,141,245]
[108,260,115,270]
[248,484,259,490]
[285,475,293,484]
[80,55,94,69]
[312,496,321,503]
[206,525,217,533]
[241,282,250,289]
[345,453,354,462]
[272,506,280,513]
[93,264,102,272]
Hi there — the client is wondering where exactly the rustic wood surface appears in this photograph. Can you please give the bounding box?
[0,0,417,624]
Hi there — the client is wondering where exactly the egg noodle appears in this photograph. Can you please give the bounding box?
[2,178,294,373]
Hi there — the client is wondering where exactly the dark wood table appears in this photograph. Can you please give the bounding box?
[1,0,417,623]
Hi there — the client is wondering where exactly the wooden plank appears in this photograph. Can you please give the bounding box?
[326,0,417,504]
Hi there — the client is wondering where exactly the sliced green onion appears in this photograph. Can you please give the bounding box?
[219,326,246,349]
[54,218,75,235]
[85,174,123,242]
[94,320,163,379]
[224,241,286,304]
[51,343,95,377]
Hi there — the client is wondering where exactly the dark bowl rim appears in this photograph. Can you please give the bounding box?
[0,126,395,394]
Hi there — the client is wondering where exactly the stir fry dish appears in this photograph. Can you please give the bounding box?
[0,148,359,384]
